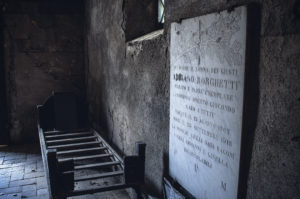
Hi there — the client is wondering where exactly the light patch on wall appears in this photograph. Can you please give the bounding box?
[91,7,101,33]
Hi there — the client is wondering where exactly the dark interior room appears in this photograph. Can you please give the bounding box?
[0,0,299,199]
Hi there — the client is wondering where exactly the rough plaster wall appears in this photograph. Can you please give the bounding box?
[124,37,169,195]
[85,0,169,196]
[85,0,126,137]
[246,35,300,199]
[85,0,300,198]
[3,1,85,143]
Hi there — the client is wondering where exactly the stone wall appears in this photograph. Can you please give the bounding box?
[85,0,168,196]
[0,10,8,144]
[85,0,300,198]
[2,0,85,143]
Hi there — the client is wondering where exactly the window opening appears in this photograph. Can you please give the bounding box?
[158,0,165,24]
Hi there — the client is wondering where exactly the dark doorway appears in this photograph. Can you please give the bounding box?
[0,9,9,145]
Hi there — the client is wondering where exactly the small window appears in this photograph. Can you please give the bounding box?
[158,0,165,24]
[124,0,164,41]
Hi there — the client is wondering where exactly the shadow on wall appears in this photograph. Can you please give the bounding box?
[0,0,85,144]
[238,3,261,199]
[0,6,9,145]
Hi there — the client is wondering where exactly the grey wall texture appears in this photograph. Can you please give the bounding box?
[85,0,300,198]
[1,0,85,143]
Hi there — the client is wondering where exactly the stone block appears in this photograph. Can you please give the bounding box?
[21,190,36,198]
[35,177,47,190]
[10,172,24,181]
[0,178,9,189]
[24,163,37,174]
[6,193,21,199]
[24,172,44,179]
[0,187,22,194]
[22,184,36,192]
[36,188,48,196]
[9,178,36,188]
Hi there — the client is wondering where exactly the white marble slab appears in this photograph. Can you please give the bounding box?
[169,6,248,199]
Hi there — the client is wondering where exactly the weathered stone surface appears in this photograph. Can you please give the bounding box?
[169,6,247,199]
[245,35,300,199]
[124,33,169,195]
[85,1,169,196]
[2,0,85,143]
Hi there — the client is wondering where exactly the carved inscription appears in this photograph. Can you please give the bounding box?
[169,6,247,199]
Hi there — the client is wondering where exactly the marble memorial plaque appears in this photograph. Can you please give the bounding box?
[169,6,248,199]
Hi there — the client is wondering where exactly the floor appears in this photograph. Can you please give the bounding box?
[0,145,131,199]
[0,145,48,199]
